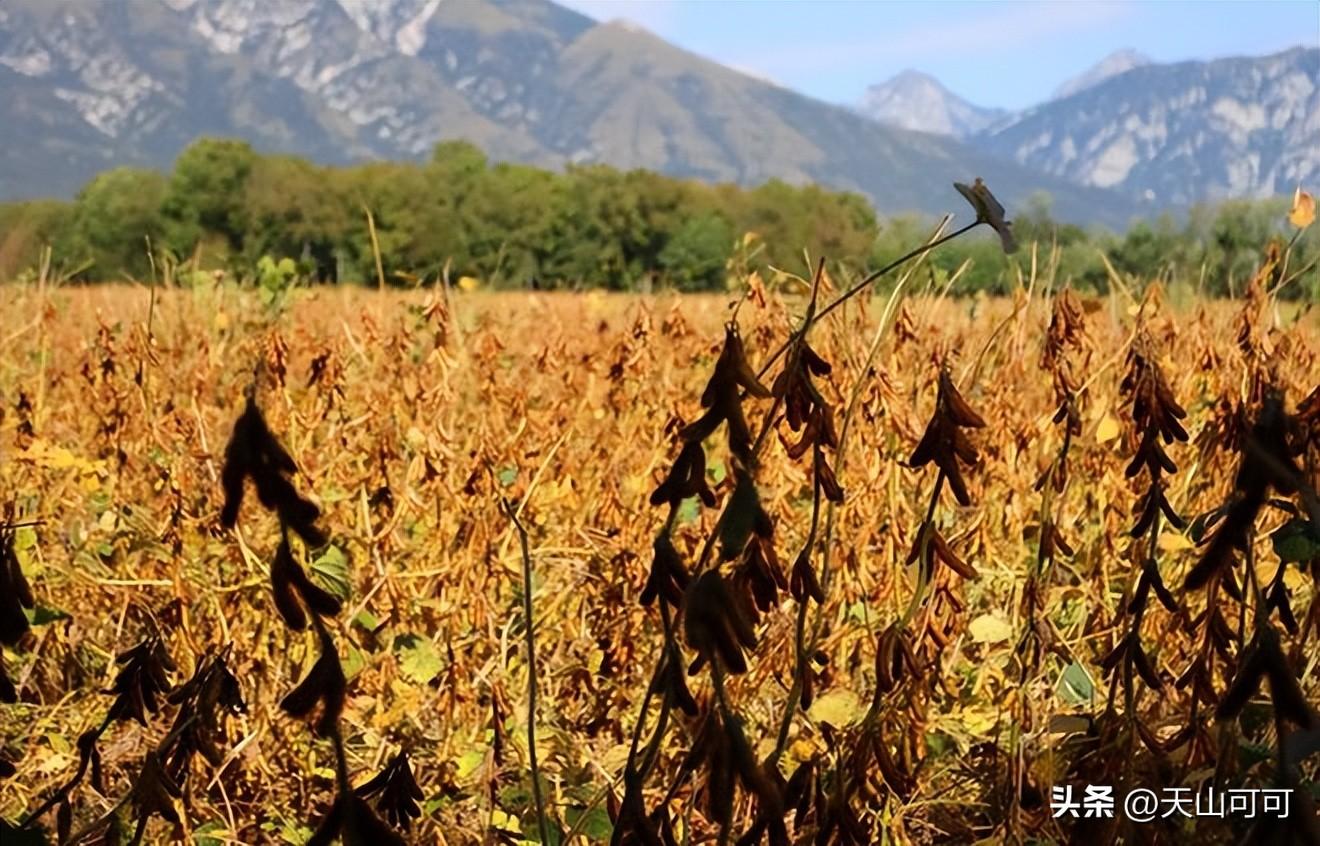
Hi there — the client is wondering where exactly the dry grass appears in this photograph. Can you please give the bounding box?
[0,278,1317,844]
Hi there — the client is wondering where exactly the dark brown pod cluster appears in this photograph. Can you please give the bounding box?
[271,532,342,630]
[1100,340,1187,697]
[1216,626,1316,728]
[1040,287,1090,422]
[106,636,176,726]
[1185,389,1303,591]
[0,528,34,703]
[905,522,976,583]
[909,369,985,507]
[163,652,245,778]
[640,532,691,610]
[649,647,698,717]
[354,751,424,832]
[306,792,405,846]
[221,393,341,631]
[220,394,327,547]
[645,325,769,613]
[774,338,842,501]
[773,335,842,608]
[649,441,716,511]
[684,570,757,675]
[129,751,184,829]
[907,369,985,581]
[280,628,347,737]
[1120,340,1188,539]
[689,710,786,845]
[679,324,771,463]
[874,623,920,697]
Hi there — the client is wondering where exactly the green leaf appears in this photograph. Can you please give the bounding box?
[341,642,367,681]
[708,459,727,484]
[1058,661,1095,706]
[498,466,518,487]
[677,498,700,524]
[23,605,71,627]
[565,806,613,841]
[309,545,351,602]
[394,633,443,684]
[353,610,380,632]
[1271,518,1320,563]
[456,746,486,780]
[193,822,227,846]
[1238,738,1274,770]
[13,527,36,551]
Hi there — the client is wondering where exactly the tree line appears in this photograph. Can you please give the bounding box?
[0,137,1313,296]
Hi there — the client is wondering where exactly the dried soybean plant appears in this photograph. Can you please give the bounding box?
[1006,286,1091,838]
[867,363,987,818]
[1,518,38,787]
[1,521,35,715]
[10,602,245,845]
[1092,327,1189,809]
[218,384,417,844]
[4,503,245,844]
[1181,387,1320,843]
[613,181,1015,845]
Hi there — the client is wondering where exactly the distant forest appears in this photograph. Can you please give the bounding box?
[0,138,1313,296]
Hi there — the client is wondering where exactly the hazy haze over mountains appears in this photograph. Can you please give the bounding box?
[0,0,1311,226]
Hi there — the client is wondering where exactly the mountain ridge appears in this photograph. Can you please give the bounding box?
[858,69,1006,138]
[977,46,1319,205]
[1052,49,1153,100]
[0,0,1224,229]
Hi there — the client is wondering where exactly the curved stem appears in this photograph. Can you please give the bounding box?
[504,501,551,846]
[756,222,976,381]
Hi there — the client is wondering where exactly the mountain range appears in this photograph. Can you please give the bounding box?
[0,0,1313,228]
[858,46,1318,207]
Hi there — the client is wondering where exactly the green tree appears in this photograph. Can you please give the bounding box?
[659,212,734,290]
[242,156,349,281]
[0,199,74,280]
[62,167,167,279]
[161,137,257,259]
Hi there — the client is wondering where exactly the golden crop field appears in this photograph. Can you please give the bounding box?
[1,263,1318,845]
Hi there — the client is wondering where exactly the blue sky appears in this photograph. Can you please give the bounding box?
[561,1,1319,110]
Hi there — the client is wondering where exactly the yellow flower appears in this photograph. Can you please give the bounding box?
[1289,186,1315,229]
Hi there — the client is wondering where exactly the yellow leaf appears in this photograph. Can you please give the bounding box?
[808,689,865,727]
[457,275,480,292]
[959,705,999,736]
[968,614,1014,644]
[1158,532,1193,552]
[788,736,820,764]
[1290,187,1315,229]
[1096,415,1121,444]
